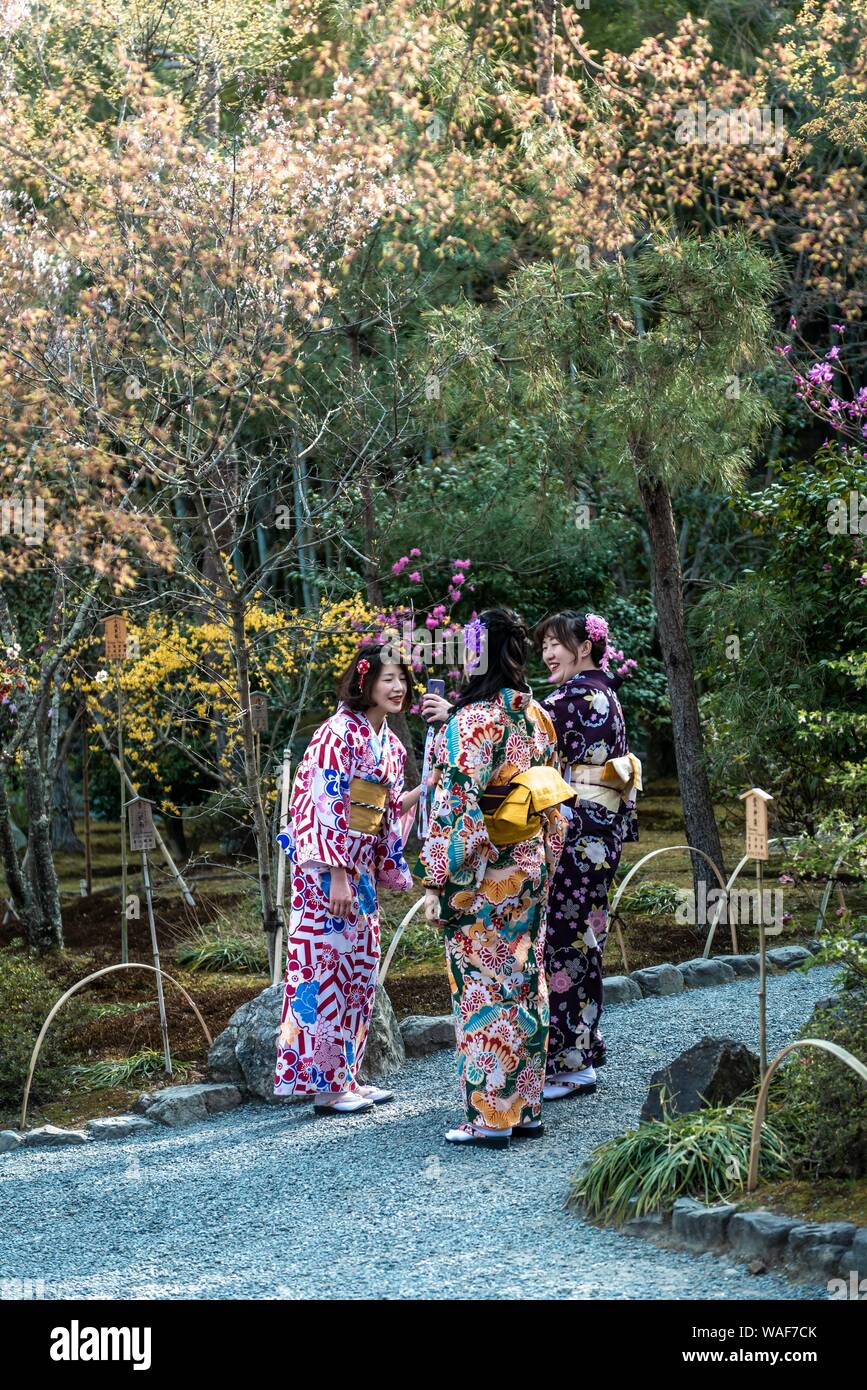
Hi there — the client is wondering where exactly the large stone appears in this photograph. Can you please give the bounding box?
[850,1228,867,1279]
[359,987,405,1080]
[679,958,737,990]
[715,954,760,978]
[766,945,812,972]
[622,1211,669,1239]
[787,1221,857,1255]
[641,1036,760,1122]
[207,982,282,1100]
[400,1015,454,1055]
[789,1244,853,1282]
[728,1211,800,1263]
[86,1115,155,1141]
[0,1130,22,1152]
[20,1124,91,1147]
[134,1082,242,1127]
[604,975,642,1005]
[672,1197,737,1250]
[630,964,684,997]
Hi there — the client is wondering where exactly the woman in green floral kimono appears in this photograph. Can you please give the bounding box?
[420,609,570,1149]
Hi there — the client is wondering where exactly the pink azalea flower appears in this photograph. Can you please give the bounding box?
[408,571,421,583]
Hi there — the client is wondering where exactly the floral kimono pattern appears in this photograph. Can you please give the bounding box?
[543,670,638,1075]
[274,704,412,1097]
[421,689,565,1130]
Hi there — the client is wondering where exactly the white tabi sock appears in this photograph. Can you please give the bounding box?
[556,1066,596,1085]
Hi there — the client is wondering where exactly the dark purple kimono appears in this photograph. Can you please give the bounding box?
[542,670,638,1075]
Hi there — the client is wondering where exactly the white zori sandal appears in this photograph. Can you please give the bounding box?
[313,1089,375,1115]
[542,1066,597,1101]
[444,1122,510,1150]
[355,1084,395,1104]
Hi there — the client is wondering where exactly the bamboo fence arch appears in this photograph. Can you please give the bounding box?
[21,963,212,1132]
[747,1038,867,1191]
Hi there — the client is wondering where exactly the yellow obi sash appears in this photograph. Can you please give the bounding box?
[348,777,388,834]
[480,765,575,847]
[568,753,643,813]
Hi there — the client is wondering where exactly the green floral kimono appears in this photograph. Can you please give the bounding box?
[420,688,565,1130]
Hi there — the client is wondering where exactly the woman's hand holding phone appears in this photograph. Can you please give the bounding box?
[420,692,452,723]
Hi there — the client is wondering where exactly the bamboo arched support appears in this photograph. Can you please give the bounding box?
[20,964,213,1133]
[747,1038,867,1192]
[815,827,867,937]
[378,896,427,989]
[609,844,731,972]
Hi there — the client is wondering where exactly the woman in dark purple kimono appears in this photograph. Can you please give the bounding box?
[534,611,640,1100]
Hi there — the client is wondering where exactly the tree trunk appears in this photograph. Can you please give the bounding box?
[533,0,558,118]
[360,478,420,789]
[51,758,84,854]
[229,588,279,938]
[22,723,64,950]
[0,770,39,939]
[637,475,726,893]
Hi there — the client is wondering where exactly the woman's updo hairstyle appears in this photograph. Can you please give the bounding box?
[452,607,531,710]
[533,610,607,666]
[335,642,414,713]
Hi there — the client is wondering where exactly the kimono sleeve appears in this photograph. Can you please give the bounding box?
[420,704,499,889]
[535,703,569,875]
[279,720,353,872]
[374,736,413,891]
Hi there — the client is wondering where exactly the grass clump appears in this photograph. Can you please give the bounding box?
[568,1102,790,1223]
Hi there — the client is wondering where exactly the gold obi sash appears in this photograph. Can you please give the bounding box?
[480,765,575,847]
[348,777,388,834]
[568,754,642,813]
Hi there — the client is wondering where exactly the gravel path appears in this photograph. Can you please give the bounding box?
[1,967,838,1300]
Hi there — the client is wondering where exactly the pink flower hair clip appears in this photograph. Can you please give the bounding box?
[356,657,370,683]
[585,613,609,644]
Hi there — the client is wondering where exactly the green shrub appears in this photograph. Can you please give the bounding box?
[568,1102,790,1222]
[803,913,867,992]
[0,946,86,1110]
[775,990,867,1180]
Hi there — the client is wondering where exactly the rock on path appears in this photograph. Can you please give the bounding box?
[0,967,840,1300]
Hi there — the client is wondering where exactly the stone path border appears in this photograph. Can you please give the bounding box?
[615,1197,867,1292]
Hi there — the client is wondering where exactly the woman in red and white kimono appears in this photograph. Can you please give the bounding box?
[274,644,415,1115]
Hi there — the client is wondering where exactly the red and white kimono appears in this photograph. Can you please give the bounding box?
[274,704,412,1096]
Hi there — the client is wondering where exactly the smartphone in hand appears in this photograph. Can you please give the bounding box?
[425,678,447,726]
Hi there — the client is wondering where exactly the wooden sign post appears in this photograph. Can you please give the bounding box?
[127,795,172,1077]
[740,787,773,1078]
[105,614,130,963]
[81,705,92,897]
[250,692,269,784]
